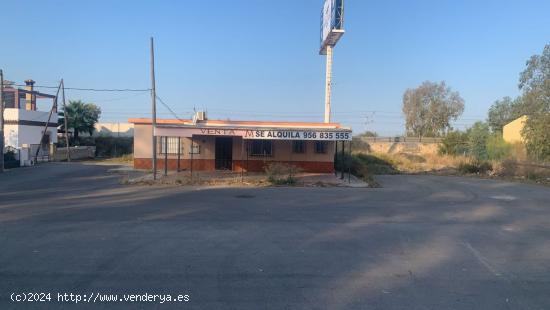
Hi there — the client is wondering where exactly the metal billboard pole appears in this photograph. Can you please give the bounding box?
[321,0,344,124]
[324,45,334,123]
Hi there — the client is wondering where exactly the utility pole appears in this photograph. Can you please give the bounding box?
[35,82,61,162]
[150,37,157,180]
[0,69,4,172]
[61,79,70,162]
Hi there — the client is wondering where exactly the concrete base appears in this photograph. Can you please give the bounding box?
[134,158,335,173]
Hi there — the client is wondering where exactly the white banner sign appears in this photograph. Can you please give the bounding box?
[243,129,351,141]
[155,127,351,141]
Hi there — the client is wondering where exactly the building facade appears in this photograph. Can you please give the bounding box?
[503,115,528,144]
[2,80,58,151]
[130,117,352,173]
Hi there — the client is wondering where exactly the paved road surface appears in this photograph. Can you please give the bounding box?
[1,163,549,309]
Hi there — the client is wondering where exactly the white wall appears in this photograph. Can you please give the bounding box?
[4,124,19,148]
[4,108,58,123]
[93,123,134,137]
[3,108,58,148]
[17,125,57,146]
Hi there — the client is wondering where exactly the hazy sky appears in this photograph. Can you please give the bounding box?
[2,0,549,135]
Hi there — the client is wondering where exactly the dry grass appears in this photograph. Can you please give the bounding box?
[492,159,550,185]
[361,151,469,174]
[100,154,134,164]
[356,150,550,186]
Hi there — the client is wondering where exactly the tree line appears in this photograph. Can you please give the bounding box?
[402,44,550,162]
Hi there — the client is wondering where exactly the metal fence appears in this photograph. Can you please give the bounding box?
[29,144,53,163]
[360,136,443,143]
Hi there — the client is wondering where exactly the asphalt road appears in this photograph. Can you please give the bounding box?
[1,162,550,309]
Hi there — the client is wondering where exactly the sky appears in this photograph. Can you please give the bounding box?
[2,0,549,136]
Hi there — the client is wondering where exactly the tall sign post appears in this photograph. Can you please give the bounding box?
[320,0,345,123]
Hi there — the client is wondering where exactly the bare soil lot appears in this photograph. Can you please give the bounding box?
[1,162,549,309]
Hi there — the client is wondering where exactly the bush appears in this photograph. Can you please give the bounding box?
[351,136,371,153]
[467,122,490,161]
[3,149,19,169]
[264,163,301,185]
[522,114,550,162]
[94,137,133,157]
[486,135,512,160]
[458,160,493,174]
[440,125,514,161]
[493,159,550,182]
[439,131,468,156]
[495,159,519,177]
[57,136,133,157]
[338,153,398,175]
[4,149,16,162]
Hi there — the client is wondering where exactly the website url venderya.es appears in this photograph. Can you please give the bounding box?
[10,292,190,304]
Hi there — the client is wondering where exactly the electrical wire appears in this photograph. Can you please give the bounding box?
[11,84,150,92]
[155,95,191,123]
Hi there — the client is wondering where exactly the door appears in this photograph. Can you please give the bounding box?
[215,137,233,170]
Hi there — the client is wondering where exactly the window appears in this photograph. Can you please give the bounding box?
[250,140,272,156]
[2,92,15,108]
[292,140,306,154]
[314,141,328,154]
[189,142,200,154]
[158,137,184,155]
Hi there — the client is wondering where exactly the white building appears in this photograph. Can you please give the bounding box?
[2,80,58,163]
[4,108,58,148]
[91,122,134,137]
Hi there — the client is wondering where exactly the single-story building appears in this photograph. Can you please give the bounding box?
[503,115,528,144]
[129,114,352,173]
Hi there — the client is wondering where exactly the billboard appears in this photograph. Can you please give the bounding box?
[320,0,344,54]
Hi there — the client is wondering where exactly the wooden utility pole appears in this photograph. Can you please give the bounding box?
[61,79,70,162]
[0,69,4,172]
[34,82,61,162]
[150,37,158,180]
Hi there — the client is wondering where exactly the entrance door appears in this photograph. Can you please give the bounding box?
[215,137,233,170]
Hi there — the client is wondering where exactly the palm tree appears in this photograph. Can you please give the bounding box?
[59,100,101,142]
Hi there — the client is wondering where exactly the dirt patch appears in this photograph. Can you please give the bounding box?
[124,171,370,188]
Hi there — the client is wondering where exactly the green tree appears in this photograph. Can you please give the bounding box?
[486,135,512,161]
[519,44,550,161]
[522,114,550,161]
[438,131,469,156]
[59,100,101,142]
[466,122,490,161]
[358,131,378,137]
[487,96,523,133]
[402,81,465,137]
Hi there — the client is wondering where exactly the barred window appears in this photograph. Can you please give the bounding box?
[292,140,306,154]
[250,140,272,156]
[158,137,184,155]
[314,141,328,154]
[189,142,200,154]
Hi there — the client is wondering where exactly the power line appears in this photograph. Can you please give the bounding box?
[11,84,150,92]
[155,95,190,123]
